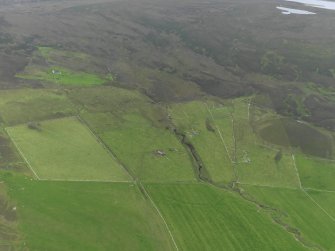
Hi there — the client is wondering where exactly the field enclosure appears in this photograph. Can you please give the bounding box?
[4,175,175,251]
[146,183,307,251]
[244,185,335,250]
[5,117,130,181]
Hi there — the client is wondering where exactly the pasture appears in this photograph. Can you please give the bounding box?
[244,185,335,250]
[6,117,130,181]
[145,183,307,251]
[306,189,335,219]
[295,154,335,190]
[3,174,174,251]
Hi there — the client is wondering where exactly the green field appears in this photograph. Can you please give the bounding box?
[295,154,335,190]
[83,111,196,182]
[145,183,307,251]
[2,174,174,251]
[6,117,130,181]
[306,189,335,219]
[0,88,77,126]
[244,185,335,250]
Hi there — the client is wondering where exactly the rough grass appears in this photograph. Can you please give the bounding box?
[244,185,335,250]
[82,112,196,182]
[236,147,300,188]
[295,154,335,190]
[0,183,22,250]
[6,117,130,181]
[37,46,89,62]
[2,174,175,251]
[258,118,333,158]
[145,183,307,251]
[0,88,77,126]
[232,101,300,188]
[170,98,300,187]
[170,100,234,184]
[68,86,150,113]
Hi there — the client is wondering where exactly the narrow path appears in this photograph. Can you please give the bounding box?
[291,154,302,189]
[303,189,335,222]
[38,178,132,183]
[236,182,299,190]
[138,182,180,251]
[304,188,335,193]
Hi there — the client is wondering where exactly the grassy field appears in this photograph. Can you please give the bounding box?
[82,111,196,182]
[6,117,130,181]
[306,189,335,219]
[2,174,175,251]
[295,154,335,190]
[145,183,307,251]
[0,88,77,126]
[244,185,335,250]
